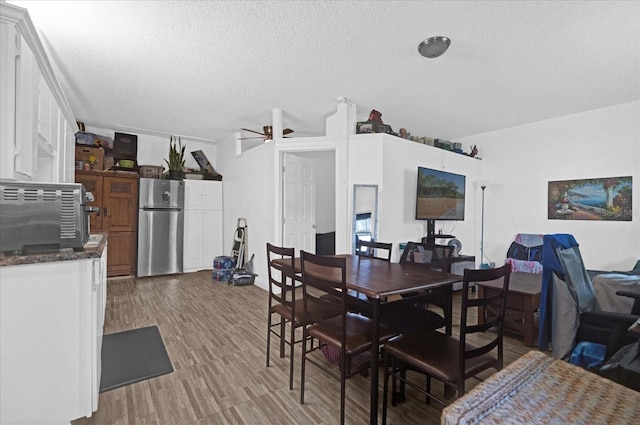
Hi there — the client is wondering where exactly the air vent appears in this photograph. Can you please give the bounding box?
[23,189,39,201]
[42,189,58,201]
[59,191,76,239]
[1,188,19,201]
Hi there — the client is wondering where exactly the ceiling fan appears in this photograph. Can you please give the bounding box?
[240,125,294,141]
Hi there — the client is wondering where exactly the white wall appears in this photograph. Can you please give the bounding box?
[460,101,640,271]
[216,136,277,290]
[348,134,483,262]
[84,125,218,172]
[217,136,342,290]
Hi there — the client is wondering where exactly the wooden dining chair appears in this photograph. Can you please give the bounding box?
[356,239,393,262]
[351,239,393,306]
[265,243,301,390]
[381,264,511,421]
[399,241,454,272]
[398,242,456,334]
[299,250,396,425]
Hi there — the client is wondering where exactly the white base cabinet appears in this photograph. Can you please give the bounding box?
[183,180,223,272]
[0,248,107,424]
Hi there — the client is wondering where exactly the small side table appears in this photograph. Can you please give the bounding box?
[476,272,542,347]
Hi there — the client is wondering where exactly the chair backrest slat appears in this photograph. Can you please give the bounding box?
[356,240,393,262]
[399,242,454,272]
[458,264,511,379]
[300,251,347,340]
[266,243,296,308]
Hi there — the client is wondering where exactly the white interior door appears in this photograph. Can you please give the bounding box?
[283,152,316,254]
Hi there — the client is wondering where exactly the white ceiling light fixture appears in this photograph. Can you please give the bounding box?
[418,36,451,58]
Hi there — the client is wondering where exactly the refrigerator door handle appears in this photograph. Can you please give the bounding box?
[141,206,182,212]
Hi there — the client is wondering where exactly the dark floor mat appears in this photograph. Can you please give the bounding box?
[100,325,173,392]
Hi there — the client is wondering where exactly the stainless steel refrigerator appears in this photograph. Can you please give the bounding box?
[137,178,185,277]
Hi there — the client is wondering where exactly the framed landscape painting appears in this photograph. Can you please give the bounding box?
[548,176,632,221]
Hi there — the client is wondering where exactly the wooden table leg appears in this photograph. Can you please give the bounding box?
[444,286,453,336]
[443,286,455,397]
[370,297,380,425]
[523,294,535,347]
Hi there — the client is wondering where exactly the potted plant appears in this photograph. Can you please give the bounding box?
[165,135,185,180]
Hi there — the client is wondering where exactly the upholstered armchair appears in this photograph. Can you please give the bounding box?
[538,234,639,367]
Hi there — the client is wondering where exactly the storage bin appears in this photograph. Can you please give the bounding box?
[320,345,371,374]
[139,165,164,179]
[212,256,236,282]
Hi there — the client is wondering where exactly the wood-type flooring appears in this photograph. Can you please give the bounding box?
[72,271,532,425]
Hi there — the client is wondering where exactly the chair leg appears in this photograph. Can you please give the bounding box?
[340,350,346,425]
[391,359,400,407]
[425,375,431,404]
[444,383,456,399]
[266,312,272,368]
[279,317,286,358]
[289,323,295,390]
[382,351,390,425]
[398,368,407,403]
[300,327,307,404]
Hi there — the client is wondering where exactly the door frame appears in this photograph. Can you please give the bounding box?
[281,152,317,253]
[273,139,344,253]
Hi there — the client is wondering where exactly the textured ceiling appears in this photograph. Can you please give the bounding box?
[9,0,640,143]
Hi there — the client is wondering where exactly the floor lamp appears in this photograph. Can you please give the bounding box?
[480,185,489,269]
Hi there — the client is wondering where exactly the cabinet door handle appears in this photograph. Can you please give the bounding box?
[103,207,108,217]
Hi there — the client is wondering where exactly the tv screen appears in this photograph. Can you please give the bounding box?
[415,167,466,220]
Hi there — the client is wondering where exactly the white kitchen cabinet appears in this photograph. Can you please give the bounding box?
[0,17,35,180]
[37,71,54,147]
[62,116,76,182]
[183,180,223,272]
[14,30,37,180]
[0,2,78,183]
[0,18,17,178]
[0,243,107,424]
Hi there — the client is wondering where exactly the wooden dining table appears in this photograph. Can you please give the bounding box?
[276,254,463,425]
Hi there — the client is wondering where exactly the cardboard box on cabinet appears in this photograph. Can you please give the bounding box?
[75,146,105,170]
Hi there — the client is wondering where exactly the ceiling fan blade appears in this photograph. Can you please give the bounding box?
[241,128,266,136]
[283,128,294,135]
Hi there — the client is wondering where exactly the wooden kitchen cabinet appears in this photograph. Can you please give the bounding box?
[75,170,139,276]
[183,180,223,272]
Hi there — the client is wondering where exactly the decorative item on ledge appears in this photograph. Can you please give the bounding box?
[113,132,139,171]
[165,135,185,180]
[355,108,482,159]
[191,150,223,181]
[356,109,397,135]
[139,165,165,179]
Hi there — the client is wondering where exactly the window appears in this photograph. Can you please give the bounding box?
[355,212,372,251]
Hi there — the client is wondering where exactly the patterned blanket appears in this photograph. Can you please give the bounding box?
[441,350,640,425]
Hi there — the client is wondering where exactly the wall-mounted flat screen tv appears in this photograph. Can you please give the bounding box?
[415,166,466,220]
